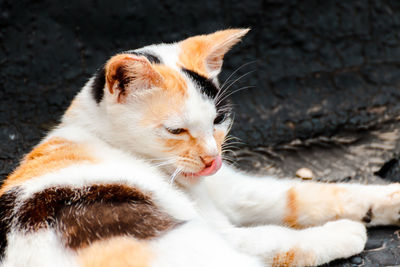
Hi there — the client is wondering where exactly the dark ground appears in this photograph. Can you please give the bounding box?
[1,0,400,266]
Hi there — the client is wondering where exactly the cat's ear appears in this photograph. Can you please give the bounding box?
[105,54,163,102]
[179,28,250,77]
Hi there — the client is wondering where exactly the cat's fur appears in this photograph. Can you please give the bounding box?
[1,29,400,267]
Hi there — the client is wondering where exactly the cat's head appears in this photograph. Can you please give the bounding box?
[91,29,249,183]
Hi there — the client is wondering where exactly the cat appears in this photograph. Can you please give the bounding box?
[1,28,400,267]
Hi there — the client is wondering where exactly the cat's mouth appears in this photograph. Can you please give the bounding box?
[181,155,222,178]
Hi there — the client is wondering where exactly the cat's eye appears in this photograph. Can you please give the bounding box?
[214,113,226,125]
[166,127,186,135]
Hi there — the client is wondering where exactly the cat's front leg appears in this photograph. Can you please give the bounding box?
[282,182,400,227]
[223,219,367,267]
[206,164,400,227]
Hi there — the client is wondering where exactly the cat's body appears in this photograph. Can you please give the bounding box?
[1,29,400,267]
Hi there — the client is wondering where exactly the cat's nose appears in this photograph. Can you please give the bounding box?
[196,155,222,176]
[201,155,218,167]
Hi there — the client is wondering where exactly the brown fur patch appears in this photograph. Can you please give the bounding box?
[0,190,18,260]
[78,237,152,267]
[0,137,95,196]
[179,29,249,77]
[362,207,373,223]
[17,184,181,249]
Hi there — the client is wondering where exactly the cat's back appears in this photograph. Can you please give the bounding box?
[0,125,197,267]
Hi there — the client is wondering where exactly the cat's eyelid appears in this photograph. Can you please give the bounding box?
[165,127,188,135]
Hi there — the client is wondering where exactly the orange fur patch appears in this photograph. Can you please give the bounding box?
[213,129,226,154]
[139,64,188,126]
[164,136,202,155]
[284,184,350,228]
[272,249,296,267]
[179,29,249,77]
[162,130,225,172]
[78,237,152,267]
[152,64,187,94]
[272,247,315,267]
[0,137,95,196]
[163,135,207,171]
[284,187,300,228]
[179,35,211,77]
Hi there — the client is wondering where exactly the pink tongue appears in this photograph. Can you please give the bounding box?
[195,156,222,176]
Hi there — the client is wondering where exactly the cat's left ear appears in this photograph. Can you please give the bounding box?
[105,54,163,102]
[179,28,250,78]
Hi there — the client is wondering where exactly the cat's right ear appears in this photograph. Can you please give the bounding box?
[105,54,163,102]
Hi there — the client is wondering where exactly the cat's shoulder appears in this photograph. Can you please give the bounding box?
[2,125,163,198]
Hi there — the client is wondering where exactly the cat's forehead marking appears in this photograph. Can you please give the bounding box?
[125,50,162,64]
[181,68,218,99]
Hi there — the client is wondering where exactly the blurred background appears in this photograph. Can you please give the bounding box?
[1,1,400,265]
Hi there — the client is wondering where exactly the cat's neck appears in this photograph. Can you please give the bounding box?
[59,79,143,158]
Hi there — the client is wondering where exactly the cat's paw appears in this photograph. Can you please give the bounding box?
[324,219,367,251]
[366,183,400,226]
[307,219,367,265]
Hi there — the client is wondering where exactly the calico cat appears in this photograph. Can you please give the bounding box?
[1,29,400,267]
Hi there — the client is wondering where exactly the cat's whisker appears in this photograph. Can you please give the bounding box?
[225,133,242,140]
[223,136,243,142]
[169,167,183,184]
[215,70,256,104]
[221,146,239,154]
[146,156,179,162]
[222,149,239,156]
[220,60,258,91]
[221,69,256,92]
[223,140,244,146]
[221,156,234,163]
[222,140,241,146]
[152,161,176,168]
[216,85,256,107]
[222,142,243,147]
[222,148,239,153]
[223,136,245,146]
[221,156,239,168]
[221,154,236,162]
[216,103,234,112]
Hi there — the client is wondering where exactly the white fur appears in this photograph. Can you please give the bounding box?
[3,230,77,267]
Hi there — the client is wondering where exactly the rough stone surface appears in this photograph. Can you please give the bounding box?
[1,0,400,266]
